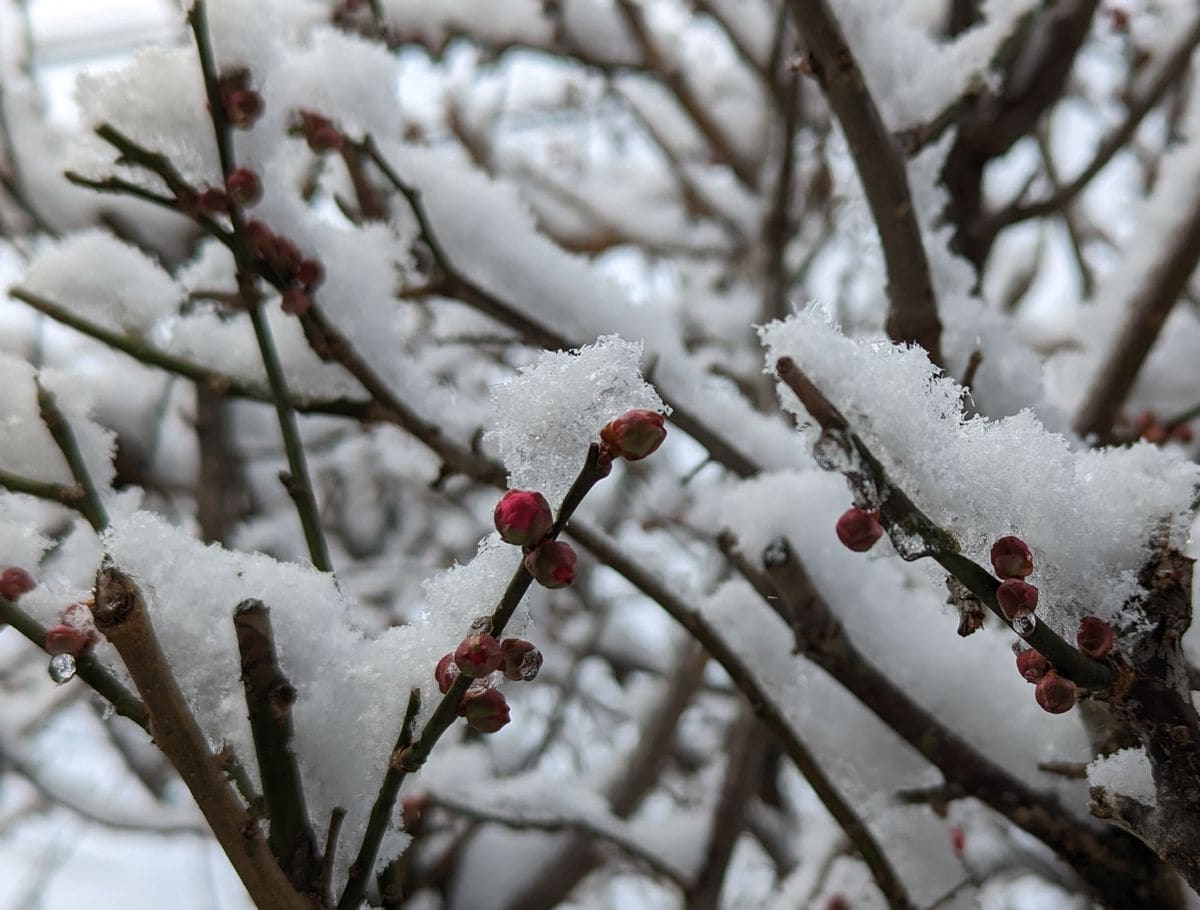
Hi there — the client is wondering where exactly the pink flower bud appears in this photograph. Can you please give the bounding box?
[434,652,459,693]
[990,536,1033,579]
[494,490,553,546]
[996,578,1038,620]
[245,220,275,258]
[1076,616,1115,658]
[524,541,577,588]
[225,168,262,207]
[280,288,311,315]
[297,259,324,289]
[500,638,543,681]
[1016,648,1050,683]
[599,409,667,461]
[835,507,883,552]
[44,624,92,657]
[459,687,510,733]
[455,633,503,678]
[1035,671,1076,714]
[0,567,36,600]
[223,88,263,128]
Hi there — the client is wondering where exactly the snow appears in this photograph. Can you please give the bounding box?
[1087,747,1157,808]
[22,230,182,334]
[761,309,1200,634]
[487,335,667,508]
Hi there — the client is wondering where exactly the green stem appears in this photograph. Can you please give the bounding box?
[0,595,149,731]
[35,380,109,532]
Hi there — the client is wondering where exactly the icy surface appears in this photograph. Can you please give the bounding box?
[1087,747,1157,808]
[487,335,667,507]
[761,309,1200,631]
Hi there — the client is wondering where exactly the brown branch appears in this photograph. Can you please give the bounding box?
[35,380,109,532]
[1072,196,1200,441]
[614,0,759,188]
[92,565,312,910]
[786,0,942,364]
[990,13,1200,233]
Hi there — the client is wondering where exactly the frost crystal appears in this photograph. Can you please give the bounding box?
[487,335,667,507]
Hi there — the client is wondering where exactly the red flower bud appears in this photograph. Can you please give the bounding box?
[0,567,36,600]
[599,409,666,461]
[459,687,510,733]
[297,259,324,289]
[500,638,543,681]
[224,88,263,128]
[245,220,275,258]
[835,507,883,552]
[1076,616,1115,658]
[990,536,1033,579]
[434,652,459,693]
[996,579,1038,620]
[524,540,577,588]
[225,168,262,207]
[455,633,504,677]
[1016,648,1051,683]
[1171,423,1193,443]
[280,288,311,315]
[1035,671,1076,714]
[196,187,230,215]
[494,490,553,546]
[44,623,93,657]
[299,111,344,153]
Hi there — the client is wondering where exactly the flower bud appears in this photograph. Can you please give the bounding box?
[599,409,667,461]
[196,187,230,215]
[494,490,553,546]
[44,610,97,657]
[524,541,577,588]
[297,259,324,289]
[996,578,1038,620]
[0,567,36,601]
[835,507,883,552]
[1016,648,1050,683]
[500,638,543,681]
[990,536,1033,579]
[224,88,263,128]
[1035,671,1077,714]
[245,220,275,258]
[280,288,311,315]
[434,652,459,693]
[226,168,262,207]
[455,633,503,677]
[299,111,344,153]
[459,687,510,733]
[1076,616,1115,658]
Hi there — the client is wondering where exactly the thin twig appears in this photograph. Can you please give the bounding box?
[0,594,149,731]
[35,379,108,531]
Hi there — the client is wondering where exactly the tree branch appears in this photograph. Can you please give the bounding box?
[786,0,942,364]
[35,380,108,532]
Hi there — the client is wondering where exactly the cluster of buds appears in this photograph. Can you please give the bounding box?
[494,489,577,589]
[219,69,263,129]
[434,634,543,734]
[44,602,99,659]
[997,537,1118,715]
[183,169,263,220]
[0,566,36,601]
[835,506,884,552]
[244,220,324,315]
[1131,410,1192,446]
[295,110,344,154]
[990,536,1038,622]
